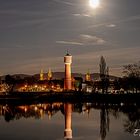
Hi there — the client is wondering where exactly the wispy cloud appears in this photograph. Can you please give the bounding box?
[53,0,75,6]
[56,41,83,45]
[56,34,106,46]
[73,13,91,17]
[88,15,140,29]
[79,34,106,45]
[87,22,117,29]
[106,24,116,28]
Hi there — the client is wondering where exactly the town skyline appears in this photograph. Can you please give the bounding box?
[0,0,140,76]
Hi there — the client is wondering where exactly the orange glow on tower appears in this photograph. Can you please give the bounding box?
[64,53,72,90]
[64,103,72,139]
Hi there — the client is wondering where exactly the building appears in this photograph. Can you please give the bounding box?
[40,69,44,81]
[85,70,91,82]
[64,53,72,90]
[47,68,52,80]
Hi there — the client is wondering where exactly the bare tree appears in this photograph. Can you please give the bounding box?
[123,61,140,78]
[123,61,140,93]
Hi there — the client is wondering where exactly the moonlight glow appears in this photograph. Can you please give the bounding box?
[89,0,100,8]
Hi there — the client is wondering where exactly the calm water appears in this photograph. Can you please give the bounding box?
[0,102,140,140]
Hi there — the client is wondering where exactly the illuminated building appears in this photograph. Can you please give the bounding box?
[64,103,72,139]
[47,68,52,80]
[64,53,72,90]
[40,69,44,81]
[71,77,75,90]
[85,70,91,81]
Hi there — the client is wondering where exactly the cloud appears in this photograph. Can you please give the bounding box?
[73,13,91,17]
[53,0,75,6]
[106,24,116,28]
[56,41,83,45]
[56,34,106,46]
[88,15,140,29]
[87,23,109,29]
[79,34,106,45]
[87,22,117,29]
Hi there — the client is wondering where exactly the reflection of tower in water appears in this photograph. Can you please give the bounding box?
[64,103,72,139]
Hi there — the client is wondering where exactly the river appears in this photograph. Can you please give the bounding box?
[0,102,139,140]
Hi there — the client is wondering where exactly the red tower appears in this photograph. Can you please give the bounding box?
[64,103,72,139]
[64,53,72,90]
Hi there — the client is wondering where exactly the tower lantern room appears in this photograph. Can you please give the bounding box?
[64,53,72,64]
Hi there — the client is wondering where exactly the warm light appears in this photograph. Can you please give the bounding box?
[89,0,100,9]
[34,106,38,111]
[34,85,38,88]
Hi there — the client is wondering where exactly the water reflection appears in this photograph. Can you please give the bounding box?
[100,108,109,140]
[123,106,140,135]
[64,103,72,139]
[0,102,140,140]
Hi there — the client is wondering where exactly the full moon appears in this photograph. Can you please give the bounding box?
[89,0,100,8]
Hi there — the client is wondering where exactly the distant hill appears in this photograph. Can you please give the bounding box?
[0,74,31,80]
[0,72,119,81]
[33,72,119,81]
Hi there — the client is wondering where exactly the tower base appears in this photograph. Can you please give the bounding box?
[64,129,72,139]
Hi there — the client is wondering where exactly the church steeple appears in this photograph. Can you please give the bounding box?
[40,69,44,81]
[85,69,91,82]
[48,68,52,80]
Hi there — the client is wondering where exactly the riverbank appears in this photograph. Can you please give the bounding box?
[0,91,140,105]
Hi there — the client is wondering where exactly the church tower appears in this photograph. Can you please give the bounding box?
[85,70,91,82]
[47,68,52,80]
[40,69,44,81]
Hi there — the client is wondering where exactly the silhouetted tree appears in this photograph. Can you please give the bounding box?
[123,107,140,134]
[99,56,109,93]
[123,61,140,93]
[113,79,121,90]
[5,75,15,93]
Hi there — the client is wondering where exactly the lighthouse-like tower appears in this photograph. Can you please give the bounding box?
[64,53,72,90]
[64,103,72,139]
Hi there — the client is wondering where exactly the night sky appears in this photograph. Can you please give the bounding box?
[0,0,140,76]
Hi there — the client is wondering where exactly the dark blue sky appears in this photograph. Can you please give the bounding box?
[0,0,140,76]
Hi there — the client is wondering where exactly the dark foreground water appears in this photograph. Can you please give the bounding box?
[0,102,140,140]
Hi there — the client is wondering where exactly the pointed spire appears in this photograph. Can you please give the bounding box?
[85,69,91,81]
[48,68,52,80]
[40,69,44,81]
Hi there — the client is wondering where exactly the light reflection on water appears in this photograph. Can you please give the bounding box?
[0,102,140,140]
